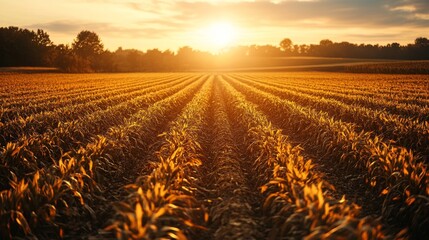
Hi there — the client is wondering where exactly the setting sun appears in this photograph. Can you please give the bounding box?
[206,22,237,51]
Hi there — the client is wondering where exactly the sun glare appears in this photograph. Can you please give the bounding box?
[206,22,237,51]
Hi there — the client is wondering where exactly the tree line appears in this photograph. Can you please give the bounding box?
[1,26,428,72]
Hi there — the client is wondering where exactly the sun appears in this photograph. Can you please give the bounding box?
[206,22,237,50]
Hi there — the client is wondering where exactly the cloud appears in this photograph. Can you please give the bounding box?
[10,0,429,51]
[28,1,429,36]
[415,13,429,20]
[26,21,85,33]
[347,33,403,40]
[391,5,417,12]
[26,20,175,39]
[50,0,429,29]
[167,0,429,28]
[387,0,429,11]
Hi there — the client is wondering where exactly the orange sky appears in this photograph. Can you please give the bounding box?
[1,0,429,53]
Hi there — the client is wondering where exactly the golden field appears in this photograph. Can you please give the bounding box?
[0,72,428,239]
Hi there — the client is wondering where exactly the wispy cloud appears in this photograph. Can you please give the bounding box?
[415,13,429,20]
[169,0,429,28]
[27,20,177,38]
[391,5,417,12]
[2,0,429,51]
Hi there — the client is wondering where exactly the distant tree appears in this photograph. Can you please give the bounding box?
[54,44,71,70]
[0,27,54,66]
[72,31,104,59]
[293,44,300,54]
[177,46,194,58]
[260,45,282,57]
[299,44,309,55]
[391,42,400,48]
[2,26,429,70]
[54,44,92,73]
[35,29,53,47]
[381,42,402,59]
[0,27,33,66]
[279,38,293,53]
[411,37,429,59]
[319,39,333,46]
[98,51,116,72]
[176,46,194,69]
[35,29,55,65]
[161,50,176,71]
[125,49,144,71]
[415,37,429,47]
[144,48,164,71]
[72,30,104,71]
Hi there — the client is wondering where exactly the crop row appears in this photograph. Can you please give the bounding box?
[0,75,197,145]
[0,73,180,102]
[2,74,186,108]
[225,76,429,238]
[203,81,262,239]
[236,74,429,122]
[0,76,206,239]
[0,74,192,123]
[244,72,429,98]
[233,76,429,157]
[219,76,385,239]
[105,76,213,239]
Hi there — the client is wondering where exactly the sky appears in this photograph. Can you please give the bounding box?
[1,0,429,53]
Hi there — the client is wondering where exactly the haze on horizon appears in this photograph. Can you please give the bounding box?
[1,0,429,53]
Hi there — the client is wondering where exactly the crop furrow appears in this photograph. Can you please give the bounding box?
[234,76,429,158]
[103,76,214,239]
[234,74,429,122]
[0,75,206,239]
[0,75,196,145]
[218,76,386,239]
[225,75,428,239]
[200,78,264,240]
[0,74,191,123]
[243,73,429,99]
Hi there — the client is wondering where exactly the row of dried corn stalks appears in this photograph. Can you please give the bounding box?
[104,77,213,239]
[0,73,188,123]
[233,75,429,157]
[219,76,386,239]
[204,81,262,239]
[0,75,196,146]
[226,76,428,238]
[0,77,204,239]
[233,73,429,122]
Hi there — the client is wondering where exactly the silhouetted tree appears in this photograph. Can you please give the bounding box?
[296,44,308,55]
[293,45,300,55]
[54,44,92,72]
[319,39,333,46]
[1,26,429,71]
[279,38,293,54]
[246,45,282,57]
[391,42,400,48]
[144,48,163,70]
[176,46,195,69]
[72,31,104,58]
[35,29,55,65]
[71,30,104,71]
[110,48,143,72]
[0,27,53,66]
[160,50,176,71]
[415,37,429,47]
[97,51,117,72]
[143,49,176,71]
